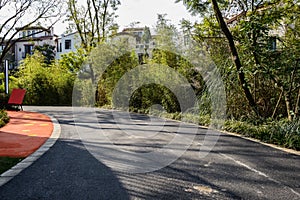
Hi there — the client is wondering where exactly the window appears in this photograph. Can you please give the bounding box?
[138,53,143,64]
[137,32,143,37]
[65,40,71,50]
[136,37,141,44]
[56,42,62,52]
[23,45,34,58]
[32,30,35,37]
[57,42,61,52]
[268,37,277,51]
[27,30,31,36]
[184,35,190,46]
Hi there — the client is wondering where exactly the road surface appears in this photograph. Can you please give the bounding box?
[0,106,299,199]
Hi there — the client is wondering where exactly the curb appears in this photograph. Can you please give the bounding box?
[219,129,300,156]
[0,114,61,187]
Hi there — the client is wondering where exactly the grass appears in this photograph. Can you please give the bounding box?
[0,157,23,174]
[0,109,17,175]
[155,111,300,150]
[141,109,300,151]
[222,119,300,150]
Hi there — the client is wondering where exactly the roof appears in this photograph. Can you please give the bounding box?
[16,26,51,33]
[60,32,79,38]
[112,32,136,37]
[16,35,56,42]
[226,3,278,24]
[122,27,144,32]
[226,11,247,24]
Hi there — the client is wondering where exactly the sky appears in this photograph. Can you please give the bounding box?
[55,0,198,35]
[116,0,198,29]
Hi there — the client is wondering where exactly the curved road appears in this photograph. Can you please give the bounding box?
[0,106,299,199]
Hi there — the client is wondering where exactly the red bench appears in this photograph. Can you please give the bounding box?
[7,89,26,111]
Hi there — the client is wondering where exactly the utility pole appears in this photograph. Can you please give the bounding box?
[4,60,9,95]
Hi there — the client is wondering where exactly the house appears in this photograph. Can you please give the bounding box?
[55,32,81,59]
[3,27,81,67]
[0,39,15,69]
[225,4,291,51]
[14,26,57,66]
[111,27,156,63]
[7,26,158,67]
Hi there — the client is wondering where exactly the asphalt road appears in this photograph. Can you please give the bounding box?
[0,106,299,200]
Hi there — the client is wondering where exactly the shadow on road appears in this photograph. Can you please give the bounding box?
[2,106,298,200]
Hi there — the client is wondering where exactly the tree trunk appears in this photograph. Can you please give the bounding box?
[294,88,300,119]
[272,88,283,119]
[101,0,109,42]
[284,91,292,121]
[211,0,260,117]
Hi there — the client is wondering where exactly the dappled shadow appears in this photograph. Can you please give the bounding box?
[14,106,300,199]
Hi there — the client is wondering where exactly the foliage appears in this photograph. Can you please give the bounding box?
[59,48,87,72]
[0,74,19,94]
[229,0,300,120]
[223,119,300,150]
[96,51,139,106]
[129,84,181,113]
[92,15,209,115]
[154,14,179,52]
[0,110,9,128]
[34,44,56,65]
[178,0,300,120]
[66,0,121,49]
[17,52,75,105]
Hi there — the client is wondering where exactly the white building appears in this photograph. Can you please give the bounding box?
[111,27,156,63]
[14,26,57,66]
[55,32,81,59]
[12,26,158,66]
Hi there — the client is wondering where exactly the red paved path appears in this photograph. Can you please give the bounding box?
[0,111,53,158]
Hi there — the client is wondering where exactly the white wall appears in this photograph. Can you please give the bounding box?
[56,33,81,59]
[15,37,56,66]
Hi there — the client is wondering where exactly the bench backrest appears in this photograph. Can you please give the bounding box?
[8,89,26,105]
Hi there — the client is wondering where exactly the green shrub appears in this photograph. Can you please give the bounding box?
[223,119,300,150]
[266,120,300,150]
[0,110,9,128]
[17,52,76,106]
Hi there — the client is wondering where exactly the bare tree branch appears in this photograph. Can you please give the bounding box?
[0,0,64,64]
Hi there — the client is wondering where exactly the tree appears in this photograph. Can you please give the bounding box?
[177,0,261,116]
[34,44,56,65]
[155,14,179,52]
[142,26,151,44]
[17,51,75,105]
[0,0,63,66]
[66,0,121,50]
[59,48,86,73]
[178,0,300,120]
